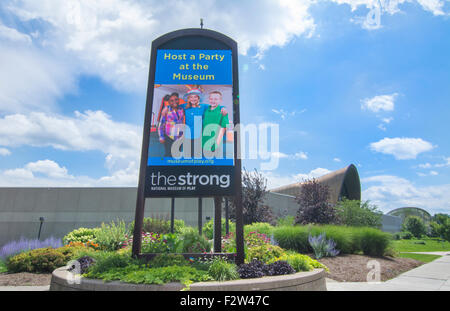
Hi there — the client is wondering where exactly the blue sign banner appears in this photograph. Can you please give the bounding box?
[155,49,232,85]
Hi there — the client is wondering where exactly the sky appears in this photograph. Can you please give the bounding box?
[0,0,449,215]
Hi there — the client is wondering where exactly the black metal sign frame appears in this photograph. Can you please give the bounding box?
[131,28,245,265]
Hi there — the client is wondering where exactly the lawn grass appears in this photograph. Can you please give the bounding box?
[0,259,7,273]
[392,238,450,253]
[397,253,441,263]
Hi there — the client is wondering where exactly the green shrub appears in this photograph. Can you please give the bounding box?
[246,244,285,264]
[86,264,212,286]
[63,227,100,245]
[400,231,414,240]
[129,217,186,234]
[207,258,239,281]
[84,251,136,275]
[202,218,236,239]
[353,227,392,256]
[273,226,311,253]
[95,219,129,251]
[0,260,7,273]
[244,222,275,236]
[276,216,295,227]
[6,247,73,273]
[402,216,427,238]
[274,225,391,256]
[309,225,356,254]
[179,227,211,253]
[140,232,181,253]
[269,252,329,272]
[148,254,189,268]
[336,199,382,228]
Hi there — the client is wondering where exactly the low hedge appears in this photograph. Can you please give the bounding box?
[6,247,75,273]
[273,225,392,257]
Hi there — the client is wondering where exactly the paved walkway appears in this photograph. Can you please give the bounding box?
[0,285,49,291]
[1,253,449,291]
[327,253,450,291]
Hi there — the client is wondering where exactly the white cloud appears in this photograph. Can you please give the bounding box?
[435,157,450,168]
[293,152,308,160]
[370,137,435,160]
[0,45,76,113]
[361,93,397,113]
[0,110,141,182]
[5,0,316,93]
[25,160,73,179]
[0,22,32,44]
[264,167,332,189]
[418,162,432,169]
[333,157,341,162]
[331,0,447,28]
[272,108,306,120]
[0,148,11,156]
[269,151,308,160]
[416,0,446,15]
[362,174,450,214]
[0,159,138,187]
[0,110,141,158]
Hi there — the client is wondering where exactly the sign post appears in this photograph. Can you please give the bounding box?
[132,28,244,264]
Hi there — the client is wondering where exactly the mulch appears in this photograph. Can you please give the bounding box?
[317,254,424,282]
[0,272,52,286]
[0,254,424,286]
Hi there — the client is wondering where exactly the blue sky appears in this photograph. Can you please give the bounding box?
[0,0,449,214]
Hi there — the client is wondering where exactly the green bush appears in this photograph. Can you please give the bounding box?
[353,227,392,256]
[84,251,137,275]
[276,216,295,227]
[179,227,211,253]
[246,244,285,264]
[207,258,239,281]
[148,254,189,268]
[336,199,382,228]
[400,231,414,240]
[273,225,391,256]
[309,225,356,254]
[6,247,73,273]
[95,219,129,251]
[202,218,236,239]
[273,226,311,253]
[63,227,100,245]
[429,217,450,242]
[402,216,427,238]
[269,251,328,272]
[129,217,186,234]
[86,264,211,286]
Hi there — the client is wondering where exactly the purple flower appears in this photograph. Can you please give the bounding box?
[0,236,62,260]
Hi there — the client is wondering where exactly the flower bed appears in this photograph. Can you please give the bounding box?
[49,266,327,291]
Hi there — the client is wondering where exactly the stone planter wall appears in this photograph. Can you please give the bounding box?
[50,266,327,291]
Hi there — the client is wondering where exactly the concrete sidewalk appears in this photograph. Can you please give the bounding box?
[0,285,49,291]
[327,253,450,291]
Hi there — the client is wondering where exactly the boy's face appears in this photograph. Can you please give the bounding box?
[208,93,222,109]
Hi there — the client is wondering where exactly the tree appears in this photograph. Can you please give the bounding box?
[336,199,382,228]
[294,178,337,225]
[430,213,450,241]
[229,169,273,225]
[402,216,426,238]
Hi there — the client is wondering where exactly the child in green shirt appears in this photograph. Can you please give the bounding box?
[202,91,229,156]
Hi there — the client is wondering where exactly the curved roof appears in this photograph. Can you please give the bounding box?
[270,164,361,205]
[387,207,432,222]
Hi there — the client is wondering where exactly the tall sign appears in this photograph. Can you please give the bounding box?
[132,28,244,264]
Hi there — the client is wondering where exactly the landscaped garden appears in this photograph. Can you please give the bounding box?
[1,173,449,288]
